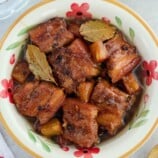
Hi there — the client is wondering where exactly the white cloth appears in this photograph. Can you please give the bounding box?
[0,132,14,158]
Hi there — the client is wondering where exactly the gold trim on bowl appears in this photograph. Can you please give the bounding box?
[0,113,42,158]
[120,119,158,158]
[0,0,158,157]
[105,0,158,46]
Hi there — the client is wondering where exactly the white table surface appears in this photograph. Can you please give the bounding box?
[0,0,158,158]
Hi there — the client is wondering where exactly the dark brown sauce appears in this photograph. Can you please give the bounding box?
[98,65,144,141]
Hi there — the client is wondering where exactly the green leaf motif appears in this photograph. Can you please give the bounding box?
[28,131,36,143]
[129,27,135,41]
[130,119,147,129]
[6,41,24,50]
[28,130,51,152]
[129,105,149,130]
[115,16,122,27]
[139,109,149,118]
[18,25,36,36]
[40,140,51,152]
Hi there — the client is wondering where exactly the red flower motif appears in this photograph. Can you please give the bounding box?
[102,17,111,24]
[0,156,4,158]
[142,60,158,86]
[10,54,15,65]
[74,147,100,158]
[66,3,92,19]
[0,79,14,103]
[144,94,149,104]
[61,146,69,152]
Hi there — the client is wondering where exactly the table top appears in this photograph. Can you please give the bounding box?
[0,0,158,158]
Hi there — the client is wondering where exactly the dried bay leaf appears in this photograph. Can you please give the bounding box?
[26,45,57,84]
[80,20,116,42]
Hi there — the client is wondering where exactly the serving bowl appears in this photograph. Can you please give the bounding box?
[0,0,158,157]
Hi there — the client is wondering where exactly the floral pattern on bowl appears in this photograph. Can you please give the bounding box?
[74,147,100,158]
[66,2,92,19]
[142,60,158,86]
[0,79,13,104]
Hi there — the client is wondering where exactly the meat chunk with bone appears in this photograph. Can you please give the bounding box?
[48,39,99,93]
[62,98,98,148]
[105,32,141,83]
[91,79,135,111]
[29,18,74,52]
[13,81,65,124]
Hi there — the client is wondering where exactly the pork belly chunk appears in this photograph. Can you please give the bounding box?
[48,39,99,93]
[97,103,124,135]
[13,81,65,124]
[91,80,128,135]
[68,39,99,79]
[91,79,135,111]
[12,61,31,83]
[13,81,39,113]
[62,99,98,148]
[37,87,65,124]
[48,47,76,93]
[29,18,74,52]
[105,32,141,83]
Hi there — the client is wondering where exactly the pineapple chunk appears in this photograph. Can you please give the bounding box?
[90,41,108,62]
[122,73,141,94]
[77,81,94,103]
[40,118,62,137]
[12,61,30,83]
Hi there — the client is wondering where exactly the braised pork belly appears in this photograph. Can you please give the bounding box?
[29,18,74,52]
[62,99,98,147]
[13,81,65,124]
[105,32,141,83]
[91,79,135,111]
[48,39,99,93]
[97,103,125,135]
[11,17,142,148]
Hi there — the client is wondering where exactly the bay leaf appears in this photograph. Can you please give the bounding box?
[79,20,116,42]
[26,45,57,84]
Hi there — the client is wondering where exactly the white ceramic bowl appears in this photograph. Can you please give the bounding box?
[0,0,158,157]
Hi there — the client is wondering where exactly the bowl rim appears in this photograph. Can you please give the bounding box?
[0,0,158,157]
